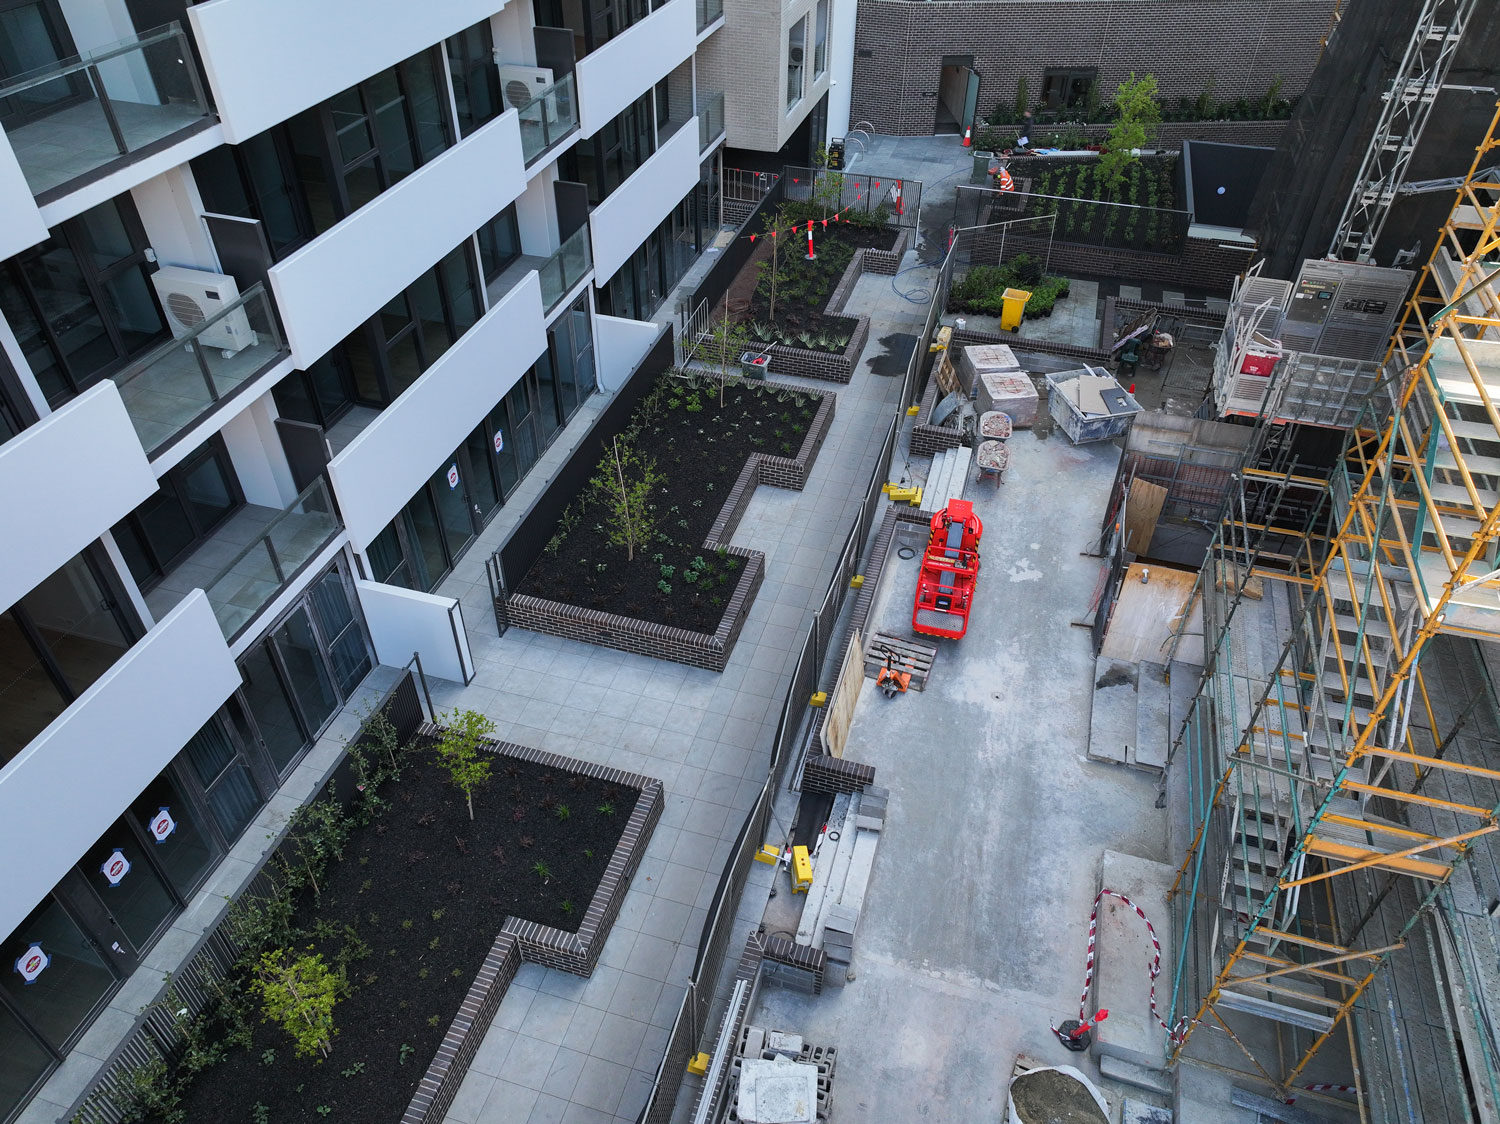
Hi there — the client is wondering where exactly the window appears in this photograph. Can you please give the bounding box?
[560,91,655,205]
[787,18,806,109]
[0,197,165,407]
[1041,67,1097,112]
[447,20,503,137]
[274,239,481,418]
[601,185,704,320]
[111,438,244,589]
[533,0,653,58]
[813,0,828,79]
[477,205,522,285]
[0,0,86,129]
[189,47,454,258]
[0,550,134,764]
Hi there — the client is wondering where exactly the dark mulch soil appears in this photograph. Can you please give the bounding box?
[518,379,817,632]
[733,222,896,345]
[155,751,638,1124]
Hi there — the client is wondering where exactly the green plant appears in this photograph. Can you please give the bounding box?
[659,563,676,579]
[252,1104,270,1124]
[399,1043,416,1066]
[428,936,440,950]
[587,436,664,562]
[598,800,616,816]
[560,900,575,916]
[400,918,413,930]
[341,1061,366,1078]
[431,908,445,921]
[657,580,672,595]
[427,1014,441,1027]
[261,1047,277,1066]
[583,847,595,858]
[121,1055,184,1124]
[316,1107,332,1118]
[533,860,553,880]
[434,708,495,820]
[251,948,341,1061]
[555,803,570,821]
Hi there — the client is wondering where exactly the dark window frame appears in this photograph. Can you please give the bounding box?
[447,19,503,138]
[0,0,88,129]
[1041,67,1098,111]
[1,196,166,407]
[560,89,655,205]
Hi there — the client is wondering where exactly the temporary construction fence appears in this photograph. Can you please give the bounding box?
[782,165,922,231]
[950,181,1191,257]
[722,167,781,227]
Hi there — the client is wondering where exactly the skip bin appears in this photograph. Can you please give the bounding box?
[1045,366,1142,444]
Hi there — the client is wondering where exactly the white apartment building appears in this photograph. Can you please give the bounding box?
[0,0,831,1118]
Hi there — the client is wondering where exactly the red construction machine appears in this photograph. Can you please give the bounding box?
[911,499,983,639]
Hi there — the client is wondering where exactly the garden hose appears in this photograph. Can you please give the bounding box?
[891,261,938,305]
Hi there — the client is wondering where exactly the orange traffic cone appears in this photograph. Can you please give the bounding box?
[962,125,972,148]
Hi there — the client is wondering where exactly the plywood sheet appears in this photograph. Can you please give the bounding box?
[1100,563,1201,665]
[1122,480,1166,557]
[824,628,865,758]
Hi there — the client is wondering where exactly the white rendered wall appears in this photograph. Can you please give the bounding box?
[0,383,157,610]
[131,167,219,271]
[219,395,298,509]
[187,0,507,143]
[595,315,660,391]
[0,133,48,260]
[356,580,475,685]
[590,120,700,280]
[0,591,239,939]
[267,110,526,368]
[328,273,546,552]
[575,0,695,137]
[826,0,854,142]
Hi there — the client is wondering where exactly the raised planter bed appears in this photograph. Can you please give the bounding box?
[509,376,837,670]
[115,718,661,1124]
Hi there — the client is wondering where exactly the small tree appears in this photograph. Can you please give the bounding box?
[435,708,494,820]
[1099,73,1161,198]
[705,300,751,403]
[252,948,340,1061]
[588,437,663,562]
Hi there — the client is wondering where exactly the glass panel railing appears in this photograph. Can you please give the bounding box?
[113,282,286,459]
[539,224,592,311]
[518,73,578,166]
[697,0,724,30]
[0,22,210,200]
[205,478,340,640]
[698,91,725,150]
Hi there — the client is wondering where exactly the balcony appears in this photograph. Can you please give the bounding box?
[540,223,593,312]
[112,283,287,460]
[191,478,342,641]
[697,0,724,32]
[573,0,695,136]
[0,23,212,204]
[519,74,579,166]
[699,90,725,151]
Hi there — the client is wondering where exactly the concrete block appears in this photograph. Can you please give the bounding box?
[1088,657,1137,766]
[766,1031,804,1056]
[854,813,884,831]
[1099,1053,1172,1096]
[825,904,859,935]
[1093,850,1175,1070]
[738,1057,818,1123]
[743,1025,766,1058]
[1133,661,1170,772]
[824,961,849,988]
[1121,1097,1174,1124]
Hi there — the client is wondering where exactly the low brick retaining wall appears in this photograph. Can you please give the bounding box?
[912,375,966,458]
[508,385,836,670]
[404,732,664,1124]
[767,227,908,383]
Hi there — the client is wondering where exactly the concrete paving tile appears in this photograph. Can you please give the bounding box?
[519,992,577,1045]
[654,860,705,905]
[561,1003,605,1054]
[619,720,659,749]
[549,705,593,737]
[638,896,693,943]
[570,1056,631,1114]
[471,1027,518,1076]
[559,1104,615,1124]
[495,985,538,1031]
[449,1070,497,1122]
[693,709,729,743]
[525,1092,570,1124]
[598,926,639,970]
[717,715,762,749]
[650,983,687,1028]
[651,728,696,763]
[663,702,705,733]
[728,692,772,723]
[670,829,717,870]
[607,970,664,1021]
[476,1079,539,1124]
[590,1011,651,1067]
[630,1023,672,1074]
[540,1044,588,1098]
[532,675,577,704]
[627,933,680,981]
[595,688,639,719]
[499,1033,559,1090]
[578,659,622,687]
[583,712,627,745]
[696,770,741,808]
[579,963,623,1010]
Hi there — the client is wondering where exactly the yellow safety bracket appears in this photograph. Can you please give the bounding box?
[883,482,923,506]
[688,1052,711,1075]
[906,404,921,416]
[790,845,813,894]
[753,844,782,865]
[809,691,828,707]
[850,574,864,589]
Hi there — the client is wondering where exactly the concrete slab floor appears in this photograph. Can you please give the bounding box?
[749,429,1170,1122]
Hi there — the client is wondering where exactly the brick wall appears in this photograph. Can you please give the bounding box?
[802,753,877,794]
[507,384,835,669]
[850,0,1332,137]
[1045,234,1256,294]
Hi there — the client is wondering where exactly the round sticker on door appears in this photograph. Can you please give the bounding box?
[493,429,504,453]
[148,807,176,843]
[14,943,48,983]
[101,849,131,886]
[446,464,460,489]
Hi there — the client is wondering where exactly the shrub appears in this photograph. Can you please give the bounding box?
[434,708,495,820]
[252,948,341,1061]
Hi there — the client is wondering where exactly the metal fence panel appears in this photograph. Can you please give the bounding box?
[781,166,921,231]
[951,182,1190,256]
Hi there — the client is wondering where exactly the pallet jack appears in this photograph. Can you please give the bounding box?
[873,643,912,698]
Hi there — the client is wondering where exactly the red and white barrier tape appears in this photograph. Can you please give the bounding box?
[1072,888,1190,1045]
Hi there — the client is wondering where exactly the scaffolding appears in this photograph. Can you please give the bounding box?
[1166,105,1500,1118]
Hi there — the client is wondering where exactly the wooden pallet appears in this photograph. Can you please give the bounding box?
[863,632,938,691]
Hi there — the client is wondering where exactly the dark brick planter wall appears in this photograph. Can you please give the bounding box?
[951,326,1112,365]
[1044,235,1256,295]
[912,375,965,458]
[802,753,878,794]
[404,733,665,1123]
[508,385,835,670]
[850,0,1329,137]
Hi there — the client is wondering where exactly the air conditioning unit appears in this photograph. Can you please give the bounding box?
[498,65,554,110]
[150,266,257,357]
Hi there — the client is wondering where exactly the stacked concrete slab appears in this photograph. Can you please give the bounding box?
[920,446,970,514]
[1093,851,1176,1096]
[793,787,886,987]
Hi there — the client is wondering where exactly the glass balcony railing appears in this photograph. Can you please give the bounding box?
[699,91,725,150]
[540,224,593,311]
[518,73,578,166]
[205,478,340,640]
[113,282,287,460]
[0,22,211,201]
[697,0,724,31]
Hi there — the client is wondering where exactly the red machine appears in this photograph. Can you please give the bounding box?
[911,499,983,639]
